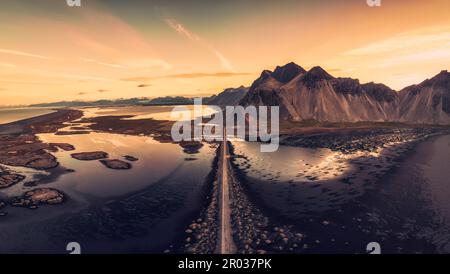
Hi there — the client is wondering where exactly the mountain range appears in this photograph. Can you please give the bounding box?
[239,62,450,125]
[30,96,195,107]
[28,62,450,125]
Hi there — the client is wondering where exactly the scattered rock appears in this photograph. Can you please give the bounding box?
[25,155,59,169]
[55,131,90,135]
[71,151,108,161]
[0,173,25,189]
[50,143,75,151]
[10,188,65,208]
[123,155,139,161]
[100,159,131,170]
[70,126,89,131]
[179,141,204,154]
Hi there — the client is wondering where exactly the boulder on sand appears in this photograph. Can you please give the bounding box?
[49,143,75,151]
[123,155,139,161]
[11,188,65,209]
[179,141,204,154]
[0,173,25,188]
[71,151,108,161]
[100,159,132,170]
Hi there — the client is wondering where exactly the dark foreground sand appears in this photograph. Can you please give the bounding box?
[379,134,450,253]
[227,133,450,253]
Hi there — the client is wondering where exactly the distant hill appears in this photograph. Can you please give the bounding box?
[206,86,249,106]
[144,96,194,105]
[30,98,151,107]
[30,96,197,107]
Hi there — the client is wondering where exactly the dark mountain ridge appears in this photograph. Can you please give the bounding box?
[240,63,450,124]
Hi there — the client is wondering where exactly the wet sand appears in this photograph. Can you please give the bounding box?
[380,134,450,253]
[229,132,450,253]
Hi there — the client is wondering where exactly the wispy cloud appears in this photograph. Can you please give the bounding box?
[0,48,50,59]
[375,48,450,68]
[97,89,110,93]
[122,72,250,82]
[165,19,200,41]
[343,30,450,56]
[342,27,450,69]
[122,58,172,70]
[0,62,17,68]
[80,58,128,69]
[54,73,113,82]
[165,18,235,72]
[213,50,235,73]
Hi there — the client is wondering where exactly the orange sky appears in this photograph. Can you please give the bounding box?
[0,0,449,105]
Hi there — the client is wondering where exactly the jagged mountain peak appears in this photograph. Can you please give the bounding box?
[401,70,450,93]
[272,62,306,83]
[429,70,450,86]
[436,70,449,77]
[241,62,450,124]
[306,66,334,78]
[259,70,273,79]
[208,86,249,106]
[300,66,334,88]
[361,82,397,102]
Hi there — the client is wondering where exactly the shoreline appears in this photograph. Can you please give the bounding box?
[228,131,449,253]
[1,106,450,253]
[0,109,83,135]
[377,134,450,253]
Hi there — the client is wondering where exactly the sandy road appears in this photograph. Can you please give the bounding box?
[216,126,237,254]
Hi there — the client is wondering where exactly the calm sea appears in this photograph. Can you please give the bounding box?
[0,107,56,125]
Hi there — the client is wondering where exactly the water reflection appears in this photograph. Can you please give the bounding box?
[38,132,215,198]
[0,105,219,253]
[0,107,56,125]
[79,105,218,121]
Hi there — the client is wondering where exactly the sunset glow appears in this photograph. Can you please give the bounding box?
[1,0,449,105]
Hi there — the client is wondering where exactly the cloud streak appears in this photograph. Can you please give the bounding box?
[343,29,450,56]
[0,48,50,59]
[80,58,128,69]
[165,18,236,72]
[342,27,450,68]
[165,19,200,41]
[122,72,250,82]
[0,62,17,68]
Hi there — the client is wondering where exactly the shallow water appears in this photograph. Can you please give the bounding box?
[232,141,343,182]
[80,105,218,121]
[0,106,218,253]
[37,132,215,198]
[230,141,365,216]
[0,107,55,124]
